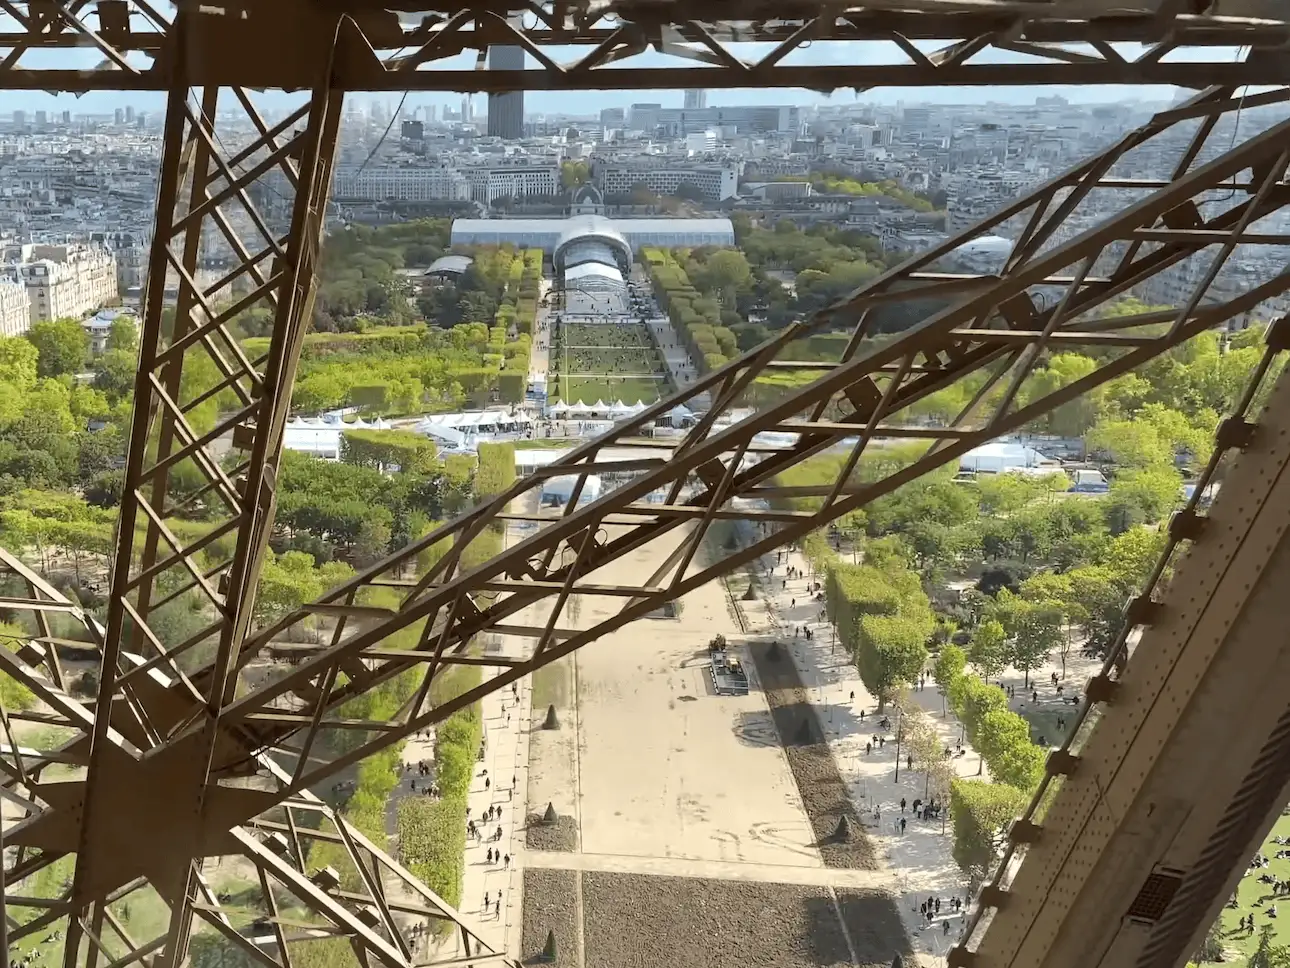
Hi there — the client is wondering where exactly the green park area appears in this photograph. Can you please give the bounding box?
[1195,810,1290,966]
[548,319,669,404]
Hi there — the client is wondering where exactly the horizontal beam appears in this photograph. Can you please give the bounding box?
[13,60,1284,92]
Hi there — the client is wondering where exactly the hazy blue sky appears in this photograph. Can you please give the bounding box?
[5,40,1237,114]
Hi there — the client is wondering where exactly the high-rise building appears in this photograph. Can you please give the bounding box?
[61,110,71,125]
[124,105,135,123]
[461,95,472,123]
[487,46,525,139]
[683,89,707,110]
[114,107,124,124]
[34,111,46,127]
[12,110,24,127]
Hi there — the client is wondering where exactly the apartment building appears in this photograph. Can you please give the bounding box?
[0,274,30,335]
[332,165,472,202]
[462,163,560,203]
[4,243,118,326]
[592,160,739,200]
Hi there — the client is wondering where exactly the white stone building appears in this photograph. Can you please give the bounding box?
[5,243,119,326]
[0,274,30,336]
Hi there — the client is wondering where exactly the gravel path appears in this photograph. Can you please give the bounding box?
[836,890,915,966]
[582,871,903,968]
[747,639,879,870]
[521,868,580,966]
[525,814,579,852]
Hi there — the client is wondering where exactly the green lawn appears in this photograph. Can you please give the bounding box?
[555,376,666,405]
[550,320,669,403]
[1211,809,1290,962]
[515,437,582,449]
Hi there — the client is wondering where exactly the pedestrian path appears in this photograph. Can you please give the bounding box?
[745,546,978,963]
[457,670,533,959]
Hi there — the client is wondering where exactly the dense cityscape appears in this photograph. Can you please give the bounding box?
[3,89,1288,336]
[1,80,1288,968]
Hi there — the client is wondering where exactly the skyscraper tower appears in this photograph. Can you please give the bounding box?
[487,46,525,139]
[683,89,707,110]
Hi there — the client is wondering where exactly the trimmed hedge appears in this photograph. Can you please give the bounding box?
[340,428,437,473]
[825,560,933,709]
[397,664,482,927]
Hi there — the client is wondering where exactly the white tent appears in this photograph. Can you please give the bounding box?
[609,400,634,416]
[567,402,592,415]
[592,400,609,413]
[548,401,570,414]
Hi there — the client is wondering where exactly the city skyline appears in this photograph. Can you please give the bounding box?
[1,40,1246,114]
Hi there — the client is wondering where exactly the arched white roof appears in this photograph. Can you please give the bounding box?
[553,215,631,267]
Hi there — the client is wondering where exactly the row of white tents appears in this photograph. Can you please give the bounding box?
[546,399,647,417]
[546,400,697,423]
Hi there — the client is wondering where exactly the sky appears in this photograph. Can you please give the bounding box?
[2,40,1244,115]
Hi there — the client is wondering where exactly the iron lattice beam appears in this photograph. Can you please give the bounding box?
[1,0,1290,90]
[2,78,1290,966]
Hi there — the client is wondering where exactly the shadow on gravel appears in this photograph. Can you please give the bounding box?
[579,871,906,968]
[835,890,914,967]
[745,638,878,870]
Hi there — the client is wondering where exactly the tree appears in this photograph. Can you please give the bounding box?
[26,318,89,378]
[968,619,1008,681]
[934,643,967,697]
[950,779,1028,887]
[1249,925,1290,968]
[93,348,138,399]
[0,335,39,389]
[354,516,392,567]
[106,317,138,353]
[1191,918,1225,964]
[255,550,325,625]
[1108,464,1182,526]
[701,249,753,306]
[899,696,941,796]
[673,181,706,203]
[1009,601,1063,688]
[628,182,659,207]
[560,160,590,190]
[975,708,1046,788]
[1086,417,1171,468]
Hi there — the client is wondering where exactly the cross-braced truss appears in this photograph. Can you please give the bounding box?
[2,0,1290,91]
[1,71,1290,966]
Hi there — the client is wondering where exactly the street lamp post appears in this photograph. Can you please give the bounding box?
[893,701,903,783]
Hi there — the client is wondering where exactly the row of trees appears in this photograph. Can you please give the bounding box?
[641,247,738,372]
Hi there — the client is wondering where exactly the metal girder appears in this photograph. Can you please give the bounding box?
[3,80,1290,966]
[1,0,1290,90]
[951,315,1290,968]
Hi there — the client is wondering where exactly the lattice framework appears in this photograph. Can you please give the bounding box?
[1,4,1290,967]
